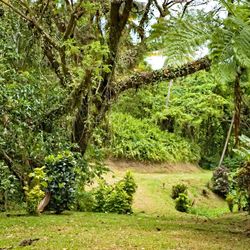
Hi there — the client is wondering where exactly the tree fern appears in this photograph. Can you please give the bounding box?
[149,1,250,82]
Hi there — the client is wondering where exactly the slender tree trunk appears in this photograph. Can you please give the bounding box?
[218,113,235,168]
[234,67,243,147]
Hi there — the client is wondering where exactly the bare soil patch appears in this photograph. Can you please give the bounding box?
[105,158,203,174]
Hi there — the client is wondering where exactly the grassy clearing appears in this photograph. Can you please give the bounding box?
[0,212,249,250]
[0,163,249,250]
[105,163,228,217]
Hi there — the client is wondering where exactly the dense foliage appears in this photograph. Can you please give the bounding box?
[109,71,233,165]
[212,166,230,198]
[24,167,47,215]
[171,183,191,213]
[171,184,188,200]
[175,193,191,213]
[0,161,21,211]
[44,152,77,214]
[108,112,199,162]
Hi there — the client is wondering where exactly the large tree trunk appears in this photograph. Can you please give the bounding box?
[72,96,91,154]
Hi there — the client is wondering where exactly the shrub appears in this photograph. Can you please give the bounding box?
[223,155,244,170]
[92,180,112,213]
[175,193,191,212]
[74,190,95,212]
[171,184,188,200]
[233,135,250,213]
[104,184,132,214]
[23,167,47,215]
[45,151,77,214]
[226,193,234,212]
[0,162,22,211]
[235,163,250,213]
[119,171,137,198]
[93,171,137,214]
[211,165,230,198]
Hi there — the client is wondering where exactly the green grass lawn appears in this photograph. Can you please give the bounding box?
[0,212,249,249]
[0,164,249,250]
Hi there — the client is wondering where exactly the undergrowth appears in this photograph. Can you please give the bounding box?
[108,112,200,162]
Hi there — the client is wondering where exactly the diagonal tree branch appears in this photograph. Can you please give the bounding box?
[41,56,211,126]
[114,56,211,95]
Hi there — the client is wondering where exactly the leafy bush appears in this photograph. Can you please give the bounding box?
[171,184,188,200]
[92,180,112,213]
[211,165,230,198]
[223,155,245,170]
[103,184,132,214]
[235,164,250,213]
[175,193,191,212]
[0,162,22,211]
[23,167,47,215]
[109,113,199,162]
[45,151,77,214]
[226,193,234,212]
[233,135,250,213]
[74,190,95,212]
[93,171,137,214]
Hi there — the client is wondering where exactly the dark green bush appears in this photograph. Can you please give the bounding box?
[175,193,191,212]
[171,184,188,200]
[235,163,250,213]
[223,156,244,170]
[0,162,23,211]
[45,151,77,214]
[211,165,230,198]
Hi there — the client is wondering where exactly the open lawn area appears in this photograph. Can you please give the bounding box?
[0,164,249,250]
[0,212,249,250]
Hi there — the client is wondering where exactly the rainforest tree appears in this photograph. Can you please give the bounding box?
[0,0,249,185]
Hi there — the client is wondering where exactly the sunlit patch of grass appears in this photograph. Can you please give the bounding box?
[0,212,249,250]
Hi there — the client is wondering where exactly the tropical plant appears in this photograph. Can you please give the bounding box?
[233,135,250,213]
[23,167,47,215]
[44,151,77,214]
[93,171,137,214]
[171,184,188,200]
[175,193,191,213]
[108,112,200,162]
[0,161,22,211]
[149,1,250,146]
